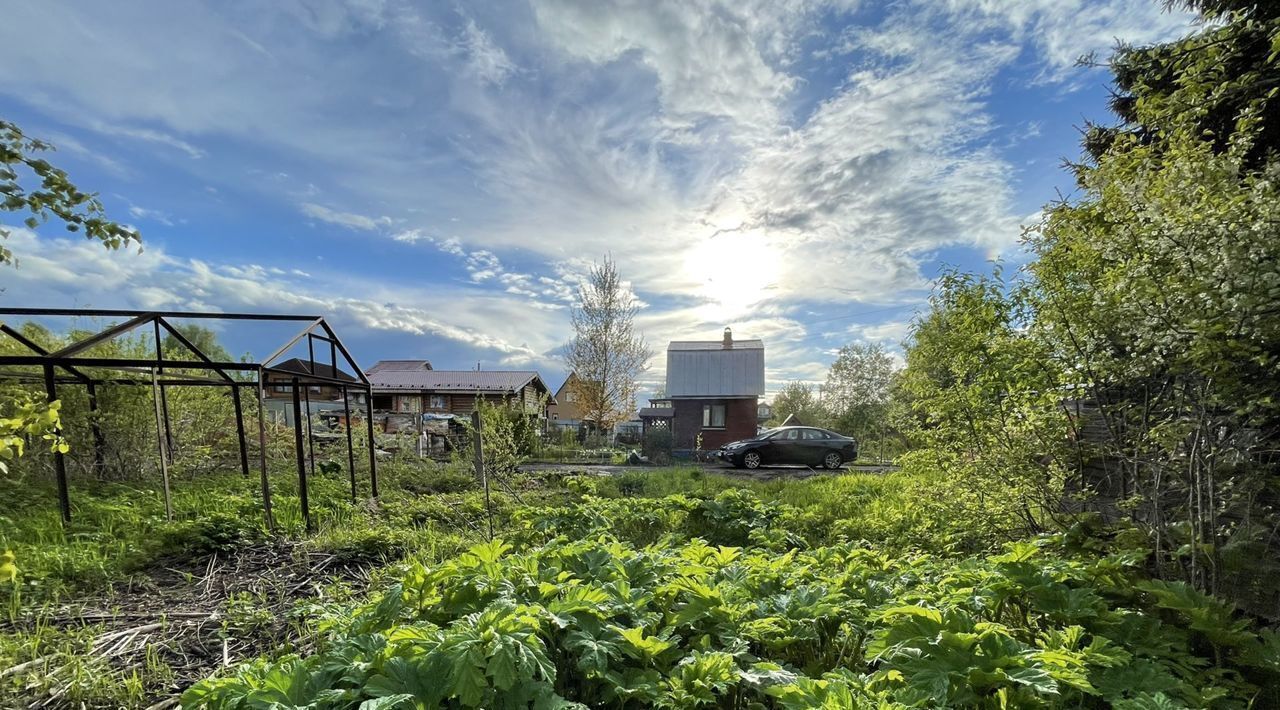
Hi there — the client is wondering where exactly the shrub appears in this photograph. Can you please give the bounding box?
[398,464,477,495]
[641,428,672,464]
[182,534,1280,709]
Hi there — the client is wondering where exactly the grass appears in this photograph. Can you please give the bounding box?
[0,455,538,707]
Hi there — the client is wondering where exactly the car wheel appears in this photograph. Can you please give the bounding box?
[822,452,843,470]
[743,451,762,469]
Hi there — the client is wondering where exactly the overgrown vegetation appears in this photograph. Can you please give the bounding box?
[891,0,1280,618]
[183,472,1280,708]
[4,2,1279,707]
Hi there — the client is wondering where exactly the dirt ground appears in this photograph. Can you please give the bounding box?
[1,542,376,709]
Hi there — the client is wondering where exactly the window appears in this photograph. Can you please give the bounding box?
[802,429,827,440]
[781,429,801,440]
[272,385,289,393]
[309,385,322,394]
[428,394,447,410]
[701,404,726,428]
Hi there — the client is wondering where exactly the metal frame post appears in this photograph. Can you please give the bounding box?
[153,320,174,463]
[232,385,250,477]
[150,368,173,521]
[303,384,316,478]
[365,385,378,498]
[43,364,72,523]
[86,381,106,476]
[291,377,312,532]
[342,387,357,503]
[256,371,275,532]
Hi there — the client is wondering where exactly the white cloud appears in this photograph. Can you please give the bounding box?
[89,122,206,159]
[128,205,176,226]
[0,226,555,361]
[299,202,393,231]
[0,0,1199,388]
[460,19,518,86]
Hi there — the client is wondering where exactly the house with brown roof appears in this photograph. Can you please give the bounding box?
[365,359,555,418]
[264,357,360,402]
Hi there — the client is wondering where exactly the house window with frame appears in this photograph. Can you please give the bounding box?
[702,403,726,428]
[428,394,447,410]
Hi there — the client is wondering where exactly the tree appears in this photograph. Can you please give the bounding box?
[1,119,140,469]
[1022,0,1280,604]
[822,342,895,441]
[896,0,1280,607]
[162,324,234,362]
[1,119,139,265]
[563,257,653,433]
[898,270,1070,543]
[766,381,826,428]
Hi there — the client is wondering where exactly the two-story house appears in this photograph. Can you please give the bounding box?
[546,372,585,431]
[665,328,765,450]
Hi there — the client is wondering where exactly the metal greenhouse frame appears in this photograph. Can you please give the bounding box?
[0,308,378,531]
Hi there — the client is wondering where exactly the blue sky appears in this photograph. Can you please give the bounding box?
[0,0,1197,399]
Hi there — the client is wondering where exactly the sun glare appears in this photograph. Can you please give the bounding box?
[682,231,781,318]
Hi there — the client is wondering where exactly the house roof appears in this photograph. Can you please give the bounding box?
[665,338,766,398]
[271,357,358,382]
[367,359,432,373]
[553,371,578,397]
[368,368,552,397]
[668,340,764,351]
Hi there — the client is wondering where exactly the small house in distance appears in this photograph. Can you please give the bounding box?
[547,372,584,431]
[264,357,361,402]
[665,328,765,450]
[365,359,554,417]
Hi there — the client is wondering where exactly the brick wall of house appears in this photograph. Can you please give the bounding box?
[671,397,758,450]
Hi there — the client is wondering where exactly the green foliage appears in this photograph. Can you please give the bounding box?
[640,427,672,465]
[0,394,65,473]
[0,119,140,265]
[823,342,896,442]
[766,380,828,429]
[182,529,1279,709]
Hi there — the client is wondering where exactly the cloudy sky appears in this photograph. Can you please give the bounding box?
[0,0,1196,398]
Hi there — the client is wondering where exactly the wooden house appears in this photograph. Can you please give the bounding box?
[264,357,360,402]
[365,359,555,418]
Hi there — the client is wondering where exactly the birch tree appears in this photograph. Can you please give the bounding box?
[563,257,653,433]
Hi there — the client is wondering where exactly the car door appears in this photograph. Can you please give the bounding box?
[798,428,829,465]
[763,428,800,464]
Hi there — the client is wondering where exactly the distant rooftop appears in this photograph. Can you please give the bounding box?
[366,359,432,373]
[668,340,764,351]
[665,330,766,398]
[367,367,547,394]
[271,357,358,382]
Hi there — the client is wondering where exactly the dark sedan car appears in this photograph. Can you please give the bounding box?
[717,426,858,470]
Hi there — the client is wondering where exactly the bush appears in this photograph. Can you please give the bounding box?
[398,464,477,495]
[641,427,672,464]
[154,512,264,557]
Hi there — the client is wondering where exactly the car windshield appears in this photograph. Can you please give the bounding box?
[759,428,783,439]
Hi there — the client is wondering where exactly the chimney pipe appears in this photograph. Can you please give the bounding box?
[722,327,733,349]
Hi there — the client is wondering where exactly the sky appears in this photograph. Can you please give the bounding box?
[0,0,1199,401]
